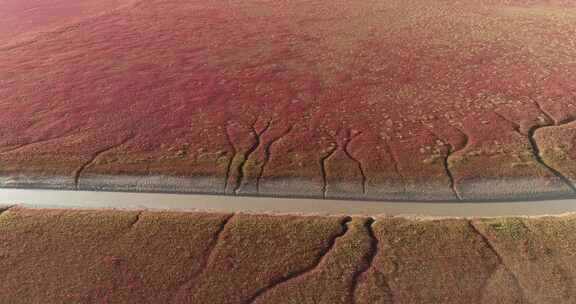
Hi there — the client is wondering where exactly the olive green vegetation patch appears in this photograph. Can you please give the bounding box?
[486,218,526,240]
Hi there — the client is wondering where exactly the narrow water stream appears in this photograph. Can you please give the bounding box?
[1,188,576,217]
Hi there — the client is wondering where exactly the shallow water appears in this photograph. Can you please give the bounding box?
[1,188,576,217]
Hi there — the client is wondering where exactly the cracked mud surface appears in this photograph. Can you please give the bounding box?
[2,0,576,200]
[2,207,576,303]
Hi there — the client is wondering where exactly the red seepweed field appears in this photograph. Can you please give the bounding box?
[4,2,576,301]
[2,0,576,200]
